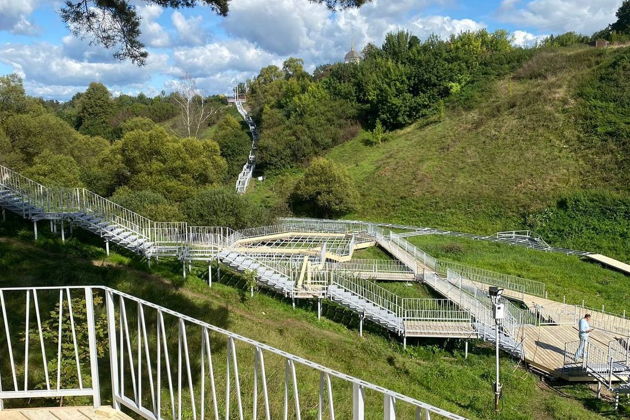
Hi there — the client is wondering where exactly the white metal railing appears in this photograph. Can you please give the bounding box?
[325,259,414,275]
[563,338,630,390]
[401,299,471,322]
[435,260,546,298]
[536,303,630,337]
[0,286,465,419]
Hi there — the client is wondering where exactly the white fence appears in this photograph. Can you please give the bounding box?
[0,286,465,419]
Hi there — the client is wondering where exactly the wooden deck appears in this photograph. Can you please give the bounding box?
[519,324,622,378]
[0,406,132,420]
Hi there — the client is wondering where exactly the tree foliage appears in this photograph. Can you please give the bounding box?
[291,157,358,217]
[182,186,274,229]
[76,82,115,140]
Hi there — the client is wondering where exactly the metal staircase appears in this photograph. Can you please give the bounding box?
[327,275,404,334]
[234,99,258,194]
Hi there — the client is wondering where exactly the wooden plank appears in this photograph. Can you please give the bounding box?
[587,254,630,275]
[0,407,133,420]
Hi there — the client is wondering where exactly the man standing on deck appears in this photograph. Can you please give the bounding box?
[574,314,593,360]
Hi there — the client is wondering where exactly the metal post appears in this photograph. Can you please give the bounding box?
[359,314,364,337]
[60,220,65,242]
[495,319,500,411]
[1,208,5,222]
[105,240,110,256]
[183,261,186,278]
[352,383,365,420]
[33,220,37,240]
[465,341,469,359]
[84,287,101,407]
[208,264,212,287]
[317,298,321,320]
[105,290,120,409]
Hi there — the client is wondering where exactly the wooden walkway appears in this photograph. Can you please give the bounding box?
[0,406,132,420]
[520,325,621,379]
[587,254,630,275]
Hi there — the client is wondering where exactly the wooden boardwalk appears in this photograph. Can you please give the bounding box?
[520,325,621,379]
[0,406,132,420]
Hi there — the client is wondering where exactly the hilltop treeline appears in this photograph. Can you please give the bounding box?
[246,30,532,171]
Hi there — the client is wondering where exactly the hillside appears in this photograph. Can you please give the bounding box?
[250,46,630,260]
[0,216,623,419]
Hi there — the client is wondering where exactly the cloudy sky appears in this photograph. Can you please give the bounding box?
[0,0,623,100]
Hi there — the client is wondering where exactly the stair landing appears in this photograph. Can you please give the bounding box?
[0,406,133,420]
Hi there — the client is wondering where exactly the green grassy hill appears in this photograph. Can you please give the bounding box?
[0,216,625,419]
[250,46,630,260]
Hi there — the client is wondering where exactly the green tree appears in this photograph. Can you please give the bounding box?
[107,126,227,201]
[23,151,83,187]
[120,116,156,135]
[77,82,115,140]
[611,0,630,34]
[182,186,274,229]
[0,74,28,115]
[292,157,358,217]
[111,187,183,221]
[215,115,251,177]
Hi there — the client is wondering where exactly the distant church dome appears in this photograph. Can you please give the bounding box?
[344,47,361,64]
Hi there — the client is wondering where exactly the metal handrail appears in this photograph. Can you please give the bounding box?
[0,285,465,419]
[436,260,546,298]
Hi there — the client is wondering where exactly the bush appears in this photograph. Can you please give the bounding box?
[291,158,359,218]
[182,187,275,229]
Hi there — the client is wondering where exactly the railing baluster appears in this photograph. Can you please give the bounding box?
[55,290,63,390]
[23,291,30,391]
[32,290,51,390]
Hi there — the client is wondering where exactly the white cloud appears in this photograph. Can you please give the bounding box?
[497,0,623,34]
[172,11,208,46]
[410,16,485,39]
[170,39,280,77]
[511,30,547,47]
[0,0,39,35]
[0,42,168,98]
[138,5,171,48]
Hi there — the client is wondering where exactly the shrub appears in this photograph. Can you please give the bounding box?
[291,158,359,218]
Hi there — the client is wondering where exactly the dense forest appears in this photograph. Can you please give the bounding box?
[1,5,629,255]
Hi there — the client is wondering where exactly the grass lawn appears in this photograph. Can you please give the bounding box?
[0,215,627,418]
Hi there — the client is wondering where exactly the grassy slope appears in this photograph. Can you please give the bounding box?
[0,217,624,419]
[250,47,629,258]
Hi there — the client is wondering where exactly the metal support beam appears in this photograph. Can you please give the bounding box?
[208,264,212,287]
[60,220,65,243]
[359,314,364,337]
[33,220,37,241]
[105,240,110,256]
[403,336,407,349]
[317,298,321,320]
[465,341,468,359]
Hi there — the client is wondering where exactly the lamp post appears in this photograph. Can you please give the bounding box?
[489,286,505,412]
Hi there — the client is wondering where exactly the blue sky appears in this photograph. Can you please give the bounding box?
[0,0,623,100]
